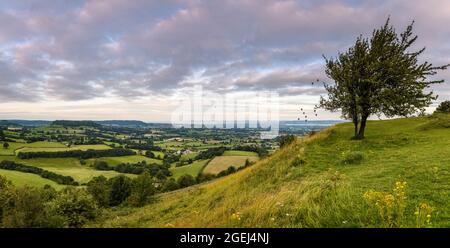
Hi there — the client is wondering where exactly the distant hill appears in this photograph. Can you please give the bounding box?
[0,119,172,128]
[52,120,102,128]
[0,120,51,127]
[93,114,450,227]
[95,120,171,128]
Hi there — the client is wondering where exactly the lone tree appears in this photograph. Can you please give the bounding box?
[320,19,448,139]
[3,142,9,149]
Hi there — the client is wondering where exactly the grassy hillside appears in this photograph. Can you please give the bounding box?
[93,115,450,227]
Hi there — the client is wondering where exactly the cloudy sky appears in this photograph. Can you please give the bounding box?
[0,0,449,121]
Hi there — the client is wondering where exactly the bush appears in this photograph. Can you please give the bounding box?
[217,166,236,177]
[127,172,156,207]
[87,176,110,207]
[177,174,196,188]
[93,161,112,171]
[47,187,98,227]
[1,186,64,227]
[279,135,296,148]
[161,178,179,192]
[341,151,364,165]
[109,176,132,206]
[435,100,450,113]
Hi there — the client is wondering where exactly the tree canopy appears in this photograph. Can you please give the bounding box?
[320,18,449,139]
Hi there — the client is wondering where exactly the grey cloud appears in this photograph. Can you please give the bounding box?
[0,0,448,103]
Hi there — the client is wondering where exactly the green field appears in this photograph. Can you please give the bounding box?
[0,169,65,190]
[170,159,210,179]
[223,150,258,156]
[91,155,162,166]
[93,115,450,227]
[202,155,258,175]
[151,151,165,158]
[0,156,134,184]
[0,141,67,155]
[180,152,198,161]
[16,144,111,153]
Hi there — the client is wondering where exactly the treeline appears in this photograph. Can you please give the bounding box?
[93,161,171,179]
[51,120,101,128]
[232,145,269,157]
[0,161,78,185]
[17,148,135,159]
[195,147,226,160]
[125,143,161,151]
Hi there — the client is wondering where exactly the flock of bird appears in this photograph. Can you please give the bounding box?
[298,79,321,122]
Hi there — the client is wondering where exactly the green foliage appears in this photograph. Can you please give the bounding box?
[1,186,63,227]
[87,176,110,207]
[177,174,196,188]
[279,135,296,148]
[195,147,226,160]
[161,178,179,192]
[127,172,156,207]
[3,142,9,149]
[320,18,449,139]
[18,148,135,159]
[0,175,13,223]
[47,187,98,227]
[435,100,450,113]
[108,175,132,206]
[93,160,111,171]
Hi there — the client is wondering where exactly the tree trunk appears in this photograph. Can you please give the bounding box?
[357,116,368,139]
[353,118,359,137]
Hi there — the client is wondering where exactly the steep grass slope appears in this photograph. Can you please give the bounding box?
[94,115,450,227]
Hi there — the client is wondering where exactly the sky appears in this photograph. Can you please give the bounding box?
[0,0,449,122]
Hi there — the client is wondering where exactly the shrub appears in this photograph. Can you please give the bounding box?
[1,186,62,227]
[108,176,132,206]
[341,151,364,165]
[127,172,156,207]
[86,176,110,207]
[177,174,196,188]
[217,166,236,177]
[0,175,13,223]
[435,100,450,113]
[161,178,179,192]
[279,135,296,148]
[47,187,98,227]
[93,161,112,171]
